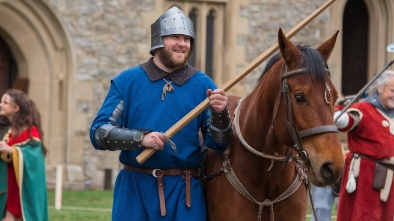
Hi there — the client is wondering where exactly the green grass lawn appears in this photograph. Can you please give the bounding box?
[47,190,112,221]
[47,190,337,220]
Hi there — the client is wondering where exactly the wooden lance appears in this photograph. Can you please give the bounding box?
[136,0,337,164]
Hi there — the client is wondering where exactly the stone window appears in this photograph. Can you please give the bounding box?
[167,1,226,81]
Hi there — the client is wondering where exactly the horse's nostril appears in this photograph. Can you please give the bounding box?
[320,162,335,184]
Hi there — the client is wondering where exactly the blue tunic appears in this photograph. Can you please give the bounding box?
[90,65,228,221]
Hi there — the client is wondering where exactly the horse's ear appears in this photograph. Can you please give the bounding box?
[278,28,300,68]
[316,30,339,61]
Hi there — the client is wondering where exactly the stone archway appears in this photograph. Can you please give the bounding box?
[0,0,74,187]
[330,0,394,94]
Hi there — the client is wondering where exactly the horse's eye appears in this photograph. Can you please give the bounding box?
[294,94,306,103]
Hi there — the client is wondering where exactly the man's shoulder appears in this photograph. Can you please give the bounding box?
[190,71,214,82]
[187,71,217,88]
[353,101,374,110]
[113,65,146,81]
[118,65,145,76]
[350,101,381,119]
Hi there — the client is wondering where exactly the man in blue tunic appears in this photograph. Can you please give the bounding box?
[89,6,233,221]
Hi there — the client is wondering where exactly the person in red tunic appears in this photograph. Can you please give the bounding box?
[335,70,394,221]
[0,89,48,221]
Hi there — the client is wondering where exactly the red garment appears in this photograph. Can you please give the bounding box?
[7,163,21,218]
[5,126,40,218]
[337,102,394,221]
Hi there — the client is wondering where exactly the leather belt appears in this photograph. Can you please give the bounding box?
[123,165,200,216]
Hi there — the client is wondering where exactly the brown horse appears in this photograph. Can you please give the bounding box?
[204,28,344,221]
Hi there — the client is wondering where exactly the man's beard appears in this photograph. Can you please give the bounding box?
[157,47,191,71]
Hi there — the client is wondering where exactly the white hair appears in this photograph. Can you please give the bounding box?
[374,70,394,93]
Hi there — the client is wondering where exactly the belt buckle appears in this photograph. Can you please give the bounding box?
[152,169,163,178]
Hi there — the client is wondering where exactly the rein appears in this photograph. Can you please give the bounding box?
[234,97,287,165]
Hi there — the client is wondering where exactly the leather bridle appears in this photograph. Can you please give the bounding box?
[273,66,338,160]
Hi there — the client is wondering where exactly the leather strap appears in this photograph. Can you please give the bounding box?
[354,153,394,171]
[185,170,192,207]
[123,165,199,216]
[157,176,166,215]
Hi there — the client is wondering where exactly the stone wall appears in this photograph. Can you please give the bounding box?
[235,0,331,94]
[42,0,155,189]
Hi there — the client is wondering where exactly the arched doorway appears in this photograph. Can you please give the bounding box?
[341,0,369,96]
[0,0,75,188]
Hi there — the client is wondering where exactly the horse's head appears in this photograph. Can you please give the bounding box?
[273,28,344,186]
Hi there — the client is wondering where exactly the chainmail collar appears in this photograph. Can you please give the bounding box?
[365,91,394,118]
[140,58,199,86]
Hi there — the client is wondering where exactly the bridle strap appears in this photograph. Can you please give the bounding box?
[282,80,306,157]
[282,68,330,79]
[279,66,335,159]
[271,68,307,130]
[299,125,338,138]
[282,68,307,78]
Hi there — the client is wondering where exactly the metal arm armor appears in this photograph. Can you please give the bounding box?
[208,107,233,143]
[94,124,151,151]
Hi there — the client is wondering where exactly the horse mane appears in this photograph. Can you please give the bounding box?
[258,44,329,82]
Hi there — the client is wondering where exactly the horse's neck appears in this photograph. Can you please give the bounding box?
[236,86,277,148]
[230,77,295,162]
[229,86,304,200]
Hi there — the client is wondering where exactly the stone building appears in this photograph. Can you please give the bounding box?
[0,0,393,190]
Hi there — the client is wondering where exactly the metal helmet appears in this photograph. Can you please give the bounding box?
[150,6,195,55]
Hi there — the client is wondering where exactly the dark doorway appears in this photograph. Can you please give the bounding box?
[0,36,18,97]
[205,9,215,79]
[341,0,369,96]
[0,37,11,97]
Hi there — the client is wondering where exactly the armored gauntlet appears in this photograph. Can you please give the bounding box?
[94,124,151,151]
[208,107,233,143]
